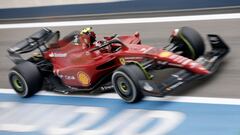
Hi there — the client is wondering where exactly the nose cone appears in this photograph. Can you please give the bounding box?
[158,50,210,75]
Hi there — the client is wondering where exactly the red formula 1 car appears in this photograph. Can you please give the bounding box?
[7,27,229,103]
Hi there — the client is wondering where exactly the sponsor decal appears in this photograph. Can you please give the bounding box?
[159,51,172,58]
[141,47,153,53]
[171,74,183,81]
[49,52,67,57]
[64,75,76,80]
[182,59,192,65]
[189,62,199,68]
[140,48,147,52]
[175,56,187,63]
[167,54,197,67]
[166,81,183,91]
[77,71,91,86]
[143,82,154,91]
[54,70,76,80]
[124,57,143,61]
[169,54,178,59]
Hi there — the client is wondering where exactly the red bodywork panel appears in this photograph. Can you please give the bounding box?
[43,33,208,88]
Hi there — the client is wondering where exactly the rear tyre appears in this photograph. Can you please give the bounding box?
[112,64,146,103]
[171,27,205,59]
[9,61,43,97]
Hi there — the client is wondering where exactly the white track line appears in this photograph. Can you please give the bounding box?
[0,0,129,9]
[1,89,240,105]
[0,13,240,29]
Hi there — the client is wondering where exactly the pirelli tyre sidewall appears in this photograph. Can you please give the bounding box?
[112,64,146,103]
[9,61,43,97]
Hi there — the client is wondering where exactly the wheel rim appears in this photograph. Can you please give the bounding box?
[112,65,145,103]
[11,74,24,92]
[116,76,132,97]
[120,82,128,92]
[9,71,28,96]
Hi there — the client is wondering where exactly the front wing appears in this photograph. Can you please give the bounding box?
[139,34,230,97]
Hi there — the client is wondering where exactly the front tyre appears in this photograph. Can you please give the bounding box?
[170,27,205,59]
[112,64,146,103]
[9,61,43,97]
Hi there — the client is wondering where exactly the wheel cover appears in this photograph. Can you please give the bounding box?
[9,70,28,97]
[120,83,128,92]
[11,74,24,92]
[116,76,132,96]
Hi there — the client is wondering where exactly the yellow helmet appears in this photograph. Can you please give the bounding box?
[80,27,92,35]
[80,27,96,44]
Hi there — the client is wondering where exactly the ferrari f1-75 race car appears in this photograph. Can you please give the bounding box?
[7,27,229,103]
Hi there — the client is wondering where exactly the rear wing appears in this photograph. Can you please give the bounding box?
[7,28,59,64]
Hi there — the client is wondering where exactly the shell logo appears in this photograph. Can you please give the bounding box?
[77,71,91,86]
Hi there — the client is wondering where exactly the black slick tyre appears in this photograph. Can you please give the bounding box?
[8,61,43,97]
[112,64,146,103]
[172,27,205,59]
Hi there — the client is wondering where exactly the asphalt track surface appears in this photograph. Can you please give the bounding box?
[0,13,240,99]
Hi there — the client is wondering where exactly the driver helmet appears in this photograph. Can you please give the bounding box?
[80,27,96,47]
